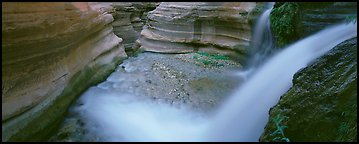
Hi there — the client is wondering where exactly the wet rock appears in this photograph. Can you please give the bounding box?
[270,2,357,47]
[296,2,357,38]
[260,38,357,141]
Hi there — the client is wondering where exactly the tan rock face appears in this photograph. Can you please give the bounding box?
[2,2,127,141]
[110,2,158,50]
[137,2,261,62]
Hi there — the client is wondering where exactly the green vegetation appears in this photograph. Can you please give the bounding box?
[270,114,290,142]
[270,2,355,48]
[270,2,299,48]
[191,52,230,67]
[196,52,230,60]
[345,15,357,24]
[260,38,357,142]
[336,97,357,141]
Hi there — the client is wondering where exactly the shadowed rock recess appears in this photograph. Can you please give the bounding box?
[2,2,127,141]
[110,2,158,51]
[260,38,357,142]
[137,2,264,64]
[270,2,357,48]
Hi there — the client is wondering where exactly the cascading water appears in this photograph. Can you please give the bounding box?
[59,6,357,142]
[205,22,357,141]
[237,2,275,80]
[248,2,275,68]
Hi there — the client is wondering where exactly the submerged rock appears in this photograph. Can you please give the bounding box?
[2,2,127,141]
[260,38,357,142]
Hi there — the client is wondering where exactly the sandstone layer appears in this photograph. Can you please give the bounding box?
[137,2,264,63]
[2,2,127,141]
[110,2,158,50]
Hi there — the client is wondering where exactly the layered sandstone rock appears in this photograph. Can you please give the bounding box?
[137,2,263,63]
[2,2,127,141]
[110,2,158,50]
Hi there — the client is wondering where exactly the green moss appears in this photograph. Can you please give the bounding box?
[270,2,299,48]
[196,52,230,60]
[260,38,357,142]
[270,2,349,48]
[191,52,230,67]
[345,15,357,24]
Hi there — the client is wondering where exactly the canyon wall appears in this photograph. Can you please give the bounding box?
[110,2,158,51]
[262,2,357,141]
[137,2,264,63]
[2,2,127,141]
[270,2,357,47]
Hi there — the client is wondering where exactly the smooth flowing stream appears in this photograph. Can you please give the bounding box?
[63,8,357,141]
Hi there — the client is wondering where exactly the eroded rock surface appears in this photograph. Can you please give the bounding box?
[2,2,127,141]
[137,2,264,64]
[110,2,158,51]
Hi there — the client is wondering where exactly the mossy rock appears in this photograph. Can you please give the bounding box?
[270,2,300,48]
[270,2,357,48]
[260,38,357,142]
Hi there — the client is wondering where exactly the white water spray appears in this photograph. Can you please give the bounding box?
[205,22,357,141]
[66,13,357,142]
[73,88,209,142]
[238,3,275,80]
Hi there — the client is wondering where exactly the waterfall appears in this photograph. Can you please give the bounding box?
[249,2,275,68]
[205,22,357,141]
[59,5,357,142]
[237,2,275,80]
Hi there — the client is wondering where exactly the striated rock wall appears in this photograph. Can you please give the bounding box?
[2,2,127,141]
[270,2,357,48]
[296,2,357,38]
[260,38,357,141]
[137,2,263,63]
[110,2,158,51]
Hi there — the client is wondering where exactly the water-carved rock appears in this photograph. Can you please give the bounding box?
[2,2,127,141]
[110,2,158,51]
[137,2,264,64]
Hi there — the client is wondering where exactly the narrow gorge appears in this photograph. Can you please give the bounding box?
[2,2,357,142]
